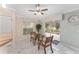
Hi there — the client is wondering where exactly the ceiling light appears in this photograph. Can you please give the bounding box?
[2,4,6,8]
[28,4,48,15]
[38,12,41,15]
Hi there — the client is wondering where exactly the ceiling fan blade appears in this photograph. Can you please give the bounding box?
[28,10,36,12]
[41,9,48,11]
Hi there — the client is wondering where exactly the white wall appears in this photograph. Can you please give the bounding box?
[0,16,12,34]
[61,9,79,50]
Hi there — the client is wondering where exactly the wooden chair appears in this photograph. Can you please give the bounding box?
[38,36,54,54]
[35,34,44,41]
[30,32,37,45]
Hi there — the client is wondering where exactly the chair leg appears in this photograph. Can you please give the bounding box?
[33,39,36,46]
[44,47,46,54]
[30,39,31,42]
[50,45,53,53]
[30,38,32,42]
[38,43,40,50]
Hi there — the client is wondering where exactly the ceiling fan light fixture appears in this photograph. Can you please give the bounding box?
[28,4,48,15]
[34,13,36,15]
[41,13,44,15]
[38,12,41,15]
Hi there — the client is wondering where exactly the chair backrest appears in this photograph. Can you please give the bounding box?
[45,36,53,44]
[30,32,36,38]
[30,32,36,35]
[37,34,44,41]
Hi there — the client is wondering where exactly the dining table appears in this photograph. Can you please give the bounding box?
[44,32,60,41]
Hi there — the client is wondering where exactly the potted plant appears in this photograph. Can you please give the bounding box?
[36,24,42,33]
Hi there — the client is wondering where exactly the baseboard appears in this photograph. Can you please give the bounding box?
[61,41,79,53]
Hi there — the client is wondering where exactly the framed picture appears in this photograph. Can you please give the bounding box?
[67,15,79,25]
[23,28,33,35]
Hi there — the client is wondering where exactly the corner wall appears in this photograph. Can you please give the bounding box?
[61,10,79,51]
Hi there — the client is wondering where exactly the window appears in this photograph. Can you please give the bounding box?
[45,20,60,33]
[0,16,12,34]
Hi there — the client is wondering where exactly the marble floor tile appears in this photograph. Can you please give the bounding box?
[0,35,79,54]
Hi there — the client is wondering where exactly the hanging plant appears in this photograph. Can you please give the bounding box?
[36,24,42,33]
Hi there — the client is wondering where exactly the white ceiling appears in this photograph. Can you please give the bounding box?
[6,4,79,20]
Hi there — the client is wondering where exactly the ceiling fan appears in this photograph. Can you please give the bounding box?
[28,4,48,15]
